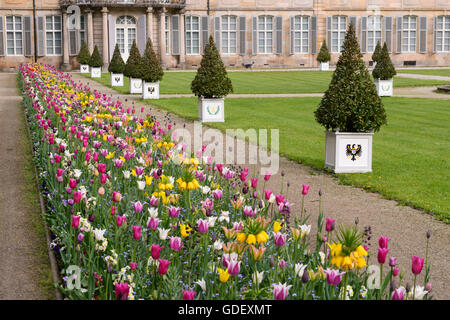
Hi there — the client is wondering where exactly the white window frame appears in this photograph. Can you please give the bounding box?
[257,15,273,54]
[331,16,347,53]
[367,15,382,53]
[165,15,170,55]
[402,16,417,53]
[6,15,23,56]
[221,15,237,54]
[79,15,87,46]
[46,15,62,56]
[116,15,137,61]
[293,15,309,54]
[436,16,450,53]
[185,15,200,55]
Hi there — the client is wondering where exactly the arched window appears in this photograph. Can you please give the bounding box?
[257,15,273,54]
[401,16,417,52]
[367,15,382,53]
[292,16,309,54]
[221,15,237,54]
[115,15,137,61]
[436,16,450,52]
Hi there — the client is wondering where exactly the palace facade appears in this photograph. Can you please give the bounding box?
[0,0,449,71]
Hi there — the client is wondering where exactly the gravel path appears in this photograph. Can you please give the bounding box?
[396,73,450,81]
[72,74,450,299]
[0,73,48,299]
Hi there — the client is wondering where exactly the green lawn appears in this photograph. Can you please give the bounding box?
[143,96,450,221]
[82,71,450,95]
[397,69,450,77]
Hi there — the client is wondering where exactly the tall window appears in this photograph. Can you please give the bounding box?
[402,16,417,52]
[258,15,273,54]
[6,16,23,55]
[221,16,237,54]
[367,16,382,52]
[165,15,170,55]
[80,15,86,46]
[293,16,309,53]
[436,16,450,52]
[116,16,136,61]
[331,16,347,53]
[185,16,200,54]
[46,16,62,55]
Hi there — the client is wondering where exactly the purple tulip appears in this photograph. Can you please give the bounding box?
[167,206,180,218]
[325,268,345,286]
[197,219,208,234]
[169,236,183,251]
[273,232,287,247]
[392,287,406,300]
[228,258,241,276]
[133,201,143,213]
[273,283,292,300]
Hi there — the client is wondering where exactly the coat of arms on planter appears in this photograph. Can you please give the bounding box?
[134,81,142,89]
[346,144,362,161]
[207,105,220,116]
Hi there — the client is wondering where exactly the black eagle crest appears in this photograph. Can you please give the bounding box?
[346,144,362,161]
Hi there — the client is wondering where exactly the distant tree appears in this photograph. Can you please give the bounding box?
[88,45,103,68]
[124,40,143,79]
[371,41,382,63]
[140,38,164,82]
[77,41,91,65]
[108,43,125,74]
[317,40,331,63]
[372,43,397,80]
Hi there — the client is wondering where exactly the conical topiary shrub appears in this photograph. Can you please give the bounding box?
[77,40,91,65]
[371,41,382,63]
[140,38,164,83]
[315,22,386,132]
[89,45,103,68]
[108,43,125,74]
[124,40,142,79]
[191,36,233,98]
[372,43,396,80]
[317,40,331,63]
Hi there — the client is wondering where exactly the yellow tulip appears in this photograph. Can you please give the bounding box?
[217,268,230,283]
[246,234,256,245]
[273,221,282,233]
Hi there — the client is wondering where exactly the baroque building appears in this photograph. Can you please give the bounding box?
[0,0,449,71]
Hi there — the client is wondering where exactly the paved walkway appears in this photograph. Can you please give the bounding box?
[396,73,450,81]
[71,73,450,299]
[0,73,49,299]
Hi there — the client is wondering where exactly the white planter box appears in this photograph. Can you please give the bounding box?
[80,64,89,73]
[198,97,225,123]
[320,62,329,71]
[91,67,101,78]
[374,79,393,97]
[143,81,160,99]
[110,73,124,87]
[324,131,373,173]
[129,77,143,94]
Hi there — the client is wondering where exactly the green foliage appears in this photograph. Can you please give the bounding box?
[108,43,125,74]
[191,36,233,98]
[88,45,103,68]
[372,43,397,80]
[314,23,387,132]
[317,40,331,63]
[124,40,142,79]
[140,38,164,83]
[336,225,364,255]
[77,41,91,65]
[371,41,382,63]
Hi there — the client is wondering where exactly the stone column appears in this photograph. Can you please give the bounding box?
[62,11,71,71]
[102,7,109,70]
[160,8,167,68]
[147,7,153,41]
[179,10,186,68]
[87,9,94,53]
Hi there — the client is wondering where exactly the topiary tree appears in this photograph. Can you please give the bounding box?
[317,40,331,63]
[371,41,382,63]
[372,43,397,80]
[124,40,142,79]
[140,38,164,83]
[77,40,91,65]
[108,43,125,74]
[314,23,387,132]
[88,45,103,68]
[191,36,233,98]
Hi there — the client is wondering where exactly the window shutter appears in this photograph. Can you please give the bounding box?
[419,16,427,53]
[326,16,331,49]
[69,30,78,56]
[252,16,257,55]
[239,16,246,55]
[350,16,357,31]
[290,16,294,55]
[36,16,45,57]
[361,16,367,53]
[108,14,115,60]
[396,16,402,53]
[214,16,221,53]
[275,16,282,55]
[201,16,209,53]
[385,16,393,53]
[171,15,180,55]
[0,16,4,56]
[24,15,32,57]
[137,14,146,55]
[310,15,317,54]
[433,16,437,53]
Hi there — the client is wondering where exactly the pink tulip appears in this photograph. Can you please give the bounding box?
[77,233,84,242]
[100,173,108,184]
[378,236,391,249]
[411,256,425,275]
[243,206,255,217]
[197,219,208,234]
[251,178,258,188]
[111,206,116,216]
[73,191,82,203]
[275,194,284,205]
[151,244,164,260]
[133,201,143,213]
[167,206,180,218]
[264,189,272,200]
[391,287,406,300]
[114,282,130,300]
[69,178,77,189]
[393,268,400,277]
[169,236,183,251]
[273,283,291,300]
[116,216,126,227]
[158,259,171,275]
[182,290,197,300]
[149,196,159,207]
[378,248,390,264]
[325,218,336,232]
[273,232,287,247]
[389,257,397,267]
[130,262,138,271]
[301,184,310,195]
[264,172,271,181]
[112,191,122,202]
[147,217,160,230]
[325,268,345,286]
[228,258,241,276]
[212,189,223,199]
[71,215,80,229]
[97,163,106,173]
[132,225,142,240]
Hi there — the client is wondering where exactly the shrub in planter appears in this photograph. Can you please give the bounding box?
[140,38,164,99]
[317,40,331,71]
[372,43,397,96]
[89,45,103,78]
[191,36,233,122]
[108,44,125,87]
[371,41,382,66]
[77,40,90,73]
[314,23,386,173]
[125,40,143,94]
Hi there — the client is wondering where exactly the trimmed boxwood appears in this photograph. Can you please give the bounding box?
[191,36,233,99]
[372,43,397,80]
[140,38,164,83]
[371,41,382,63]
[317,40,331,63]
[77,41,90,65]
[315,23,387,133]
[124,40,142,79]
[88,45,103,68]
[108,43,125,74]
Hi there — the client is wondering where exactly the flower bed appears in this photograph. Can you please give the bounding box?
[19,63,432,300]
